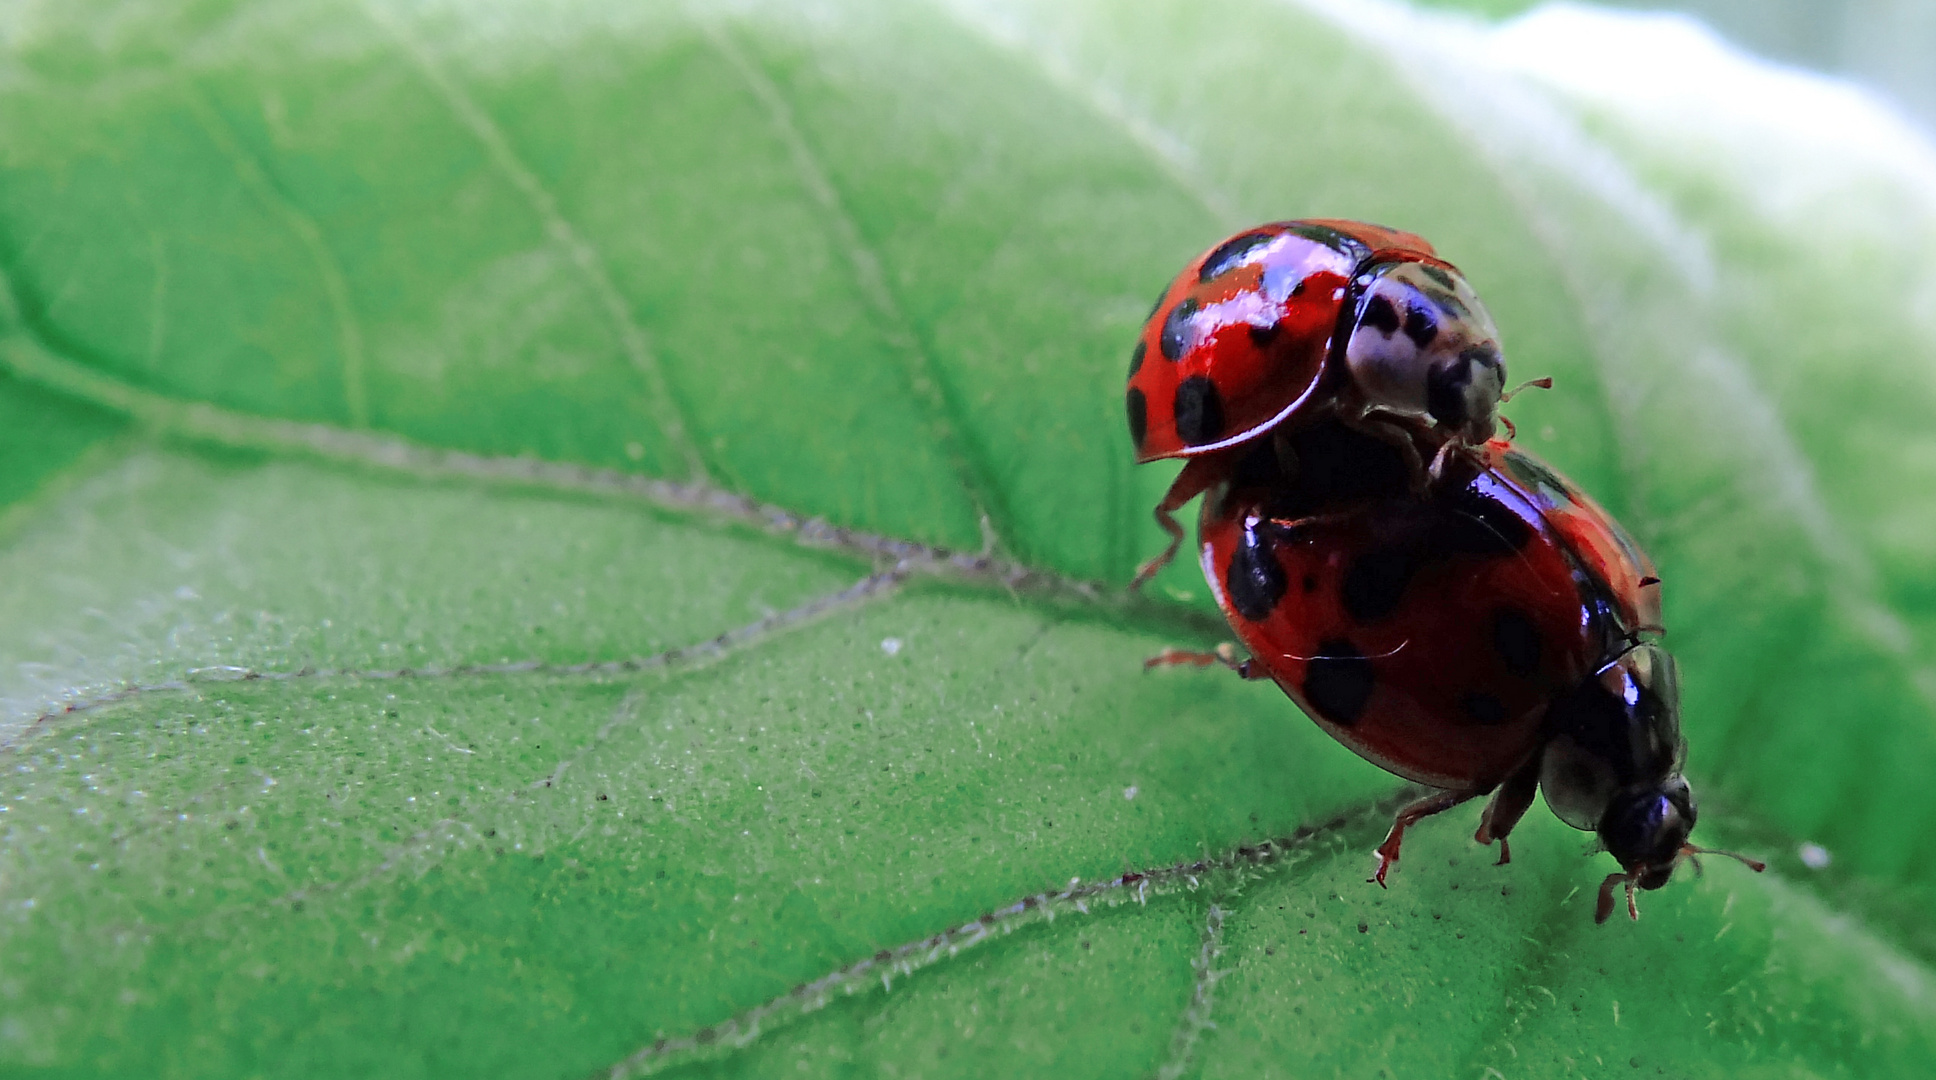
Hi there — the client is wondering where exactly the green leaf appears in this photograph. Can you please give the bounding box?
[2,1,1933,1077]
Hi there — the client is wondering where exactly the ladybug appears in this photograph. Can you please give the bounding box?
[1151,420,1760,921]
[1127,220,1543,589]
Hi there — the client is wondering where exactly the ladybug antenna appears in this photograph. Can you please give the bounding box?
[1499,376,1554,403]
[1680,844,1767,873]
[1497,415,1517,441]
[1595,870,1640,924]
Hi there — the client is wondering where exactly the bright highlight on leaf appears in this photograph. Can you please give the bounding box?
[2,1,1934,1077]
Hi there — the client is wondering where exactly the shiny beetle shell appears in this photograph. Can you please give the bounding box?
[1127,219,1512,463]
[1198,440,1645,790]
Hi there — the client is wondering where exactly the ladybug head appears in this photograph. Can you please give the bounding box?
[1599,776,1697,887]
[1538,644,1764,921]
[1343,259,1507,444]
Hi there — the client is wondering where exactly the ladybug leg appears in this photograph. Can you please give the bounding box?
[1427,439,1459,484]
[1260,510,1356,537]
[1426,436,1495,487]
[1595,871,1642,924]
[1338,409,1431,494]
[1131,455,1226,592]
[1473,758,1541,867]
[1144,643,1269,680]
[1370,789,1477,887]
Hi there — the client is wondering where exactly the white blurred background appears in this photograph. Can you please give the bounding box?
[1432,0,1936,136]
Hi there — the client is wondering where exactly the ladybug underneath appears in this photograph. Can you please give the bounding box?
[1148,420,1761,921]
[1127,220,1546,590]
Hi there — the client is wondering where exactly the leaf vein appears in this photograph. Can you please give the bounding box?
[182,86,371,428]
[357,0,714,483]
[0,321,1205,656]
[600,792,1411,1078]
[1154,903,1229,1080]
[11,567,906,743]
[702,17,1018,552]
[929,0,1245,228]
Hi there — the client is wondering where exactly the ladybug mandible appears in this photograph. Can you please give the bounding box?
[1151,421,1760,921]
[1127,220,1544,590]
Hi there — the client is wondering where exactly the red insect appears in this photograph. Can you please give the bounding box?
[1127,220,1543,589]
[1151,421,1760,921]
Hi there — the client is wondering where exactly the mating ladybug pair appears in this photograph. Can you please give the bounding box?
[1129,221,1760,922]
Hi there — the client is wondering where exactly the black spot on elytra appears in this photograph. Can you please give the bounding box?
[1403,304,1438,349]
[1492,608,1541,677]
[1341,550,1416,623]
[1128,340,1146,378]
[1460,691,1509,726]
[1426,353,1472,428]
[1302,573,1318,594]
[1501,450,1576,505]
[1126,388,1148,449]
[1248,321,1281,348]
[1173,375,1225,446]
[1361,294,1401,335]
[1304,638,1374,725]
[1419,264,1457,290]
[1160,297,1199,361]
[1226,524,1286,621]
[1199,231,1277,282]
[1286,222,1368,261]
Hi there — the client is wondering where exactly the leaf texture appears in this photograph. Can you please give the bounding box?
[2,1,1933,1076]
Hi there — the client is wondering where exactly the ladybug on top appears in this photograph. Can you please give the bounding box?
[1126,219,1544,588]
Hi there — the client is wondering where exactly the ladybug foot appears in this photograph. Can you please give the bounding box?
[1369,789,1479,890]
[1129,546,1177,594]
[1472,761,1537,869]
[1426,440,1457,488]
[1144,644,1233,671]
[1143,644,1266,680]
[1425,439,1491,490]
[1369,845,1400,888]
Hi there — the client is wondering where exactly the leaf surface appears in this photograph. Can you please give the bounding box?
[2,1,1933,1077]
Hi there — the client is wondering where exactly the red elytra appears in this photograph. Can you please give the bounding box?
[1127,220,1529,591]
[1152,420,1760,921]
[1127,220,1438,463]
